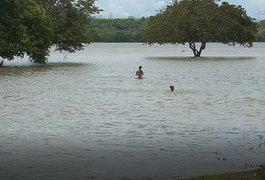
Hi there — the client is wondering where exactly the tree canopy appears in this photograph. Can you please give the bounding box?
[0,0,100,63]
[0,0,53,63]
[143,0,259,57]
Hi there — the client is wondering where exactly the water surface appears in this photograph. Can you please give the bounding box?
[1,43,265,179]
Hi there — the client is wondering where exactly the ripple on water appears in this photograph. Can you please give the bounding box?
[1,44,265,179]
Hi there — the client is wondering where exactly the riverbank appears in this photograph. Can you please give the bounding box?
[121,166,265,179]
[191,166,265,180]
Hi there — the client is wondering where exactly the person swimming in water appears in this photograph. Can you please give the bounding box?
[136,66,144,78]
[170,85,174,91]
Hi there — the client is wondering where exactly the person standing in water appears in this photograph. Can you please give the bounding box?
[136,66,144,78]
[170,85,174,91]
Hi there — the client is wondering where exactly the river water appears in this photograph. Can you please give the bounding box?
[1,43,265,179]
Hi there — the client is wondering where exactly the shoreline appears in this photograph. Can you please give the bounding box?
[190,166,265,180]
[120,166,265,180]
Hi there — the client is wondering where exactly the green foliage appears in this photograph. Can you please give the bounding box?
[215,2,258,47]
[258,20,265,29]
[88,17,148,42]
[0,0,53,63]
[144,0,259,57]
[256,30,265,42]
[0,0,100,63]
[256,20,265,42]
[36,0,100,53]
[193,166,265,180]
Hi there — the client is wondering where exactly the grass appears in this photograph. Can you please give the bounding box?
[121,166,265,180]
[191,166,265,180]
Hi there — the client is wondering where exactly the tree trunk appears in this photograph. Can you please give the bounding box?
[189,42,206,57]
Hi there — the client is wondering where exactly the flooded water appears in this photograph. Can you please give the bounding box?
[1,43,265,179]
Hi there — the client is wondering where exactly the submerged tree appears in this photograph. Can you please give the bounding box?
[0,0,100,64]
[36,0,100,53]
[143,0,259,57]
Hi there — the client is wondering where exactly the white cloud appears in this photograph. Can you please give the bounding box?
[95,0,172,18]
[95,0,264,19]
[154,1,167,8]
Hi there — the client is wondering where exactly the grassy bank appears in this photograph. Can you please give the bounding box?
[191,166,265,180]
[121,166,265,180]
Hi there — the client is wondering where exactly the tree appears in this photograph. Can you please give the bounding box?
[0,0,53,63]
[0,0,100,64]
[36,0,100,53]
[143,0,259,57]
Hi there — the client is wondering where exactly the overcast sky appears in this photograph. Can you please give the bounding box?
[95,0,265,20]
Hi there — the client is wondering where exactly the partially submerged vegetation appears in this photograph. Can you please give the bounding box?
[0,0,100,63]
[143,0,259,57]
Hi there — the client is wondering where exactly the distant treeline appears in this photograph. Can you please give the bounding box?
[88,17,148,42]
[88,18,265,42]
[256,20,265,42]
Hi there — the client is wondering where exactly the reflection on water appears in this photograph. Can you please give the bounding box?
[1,43,265,179]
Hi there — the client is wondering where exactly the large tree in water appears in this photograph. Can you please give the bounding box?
[143,0,259,57]
[0,0,100,64]
[36,0,100,53]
